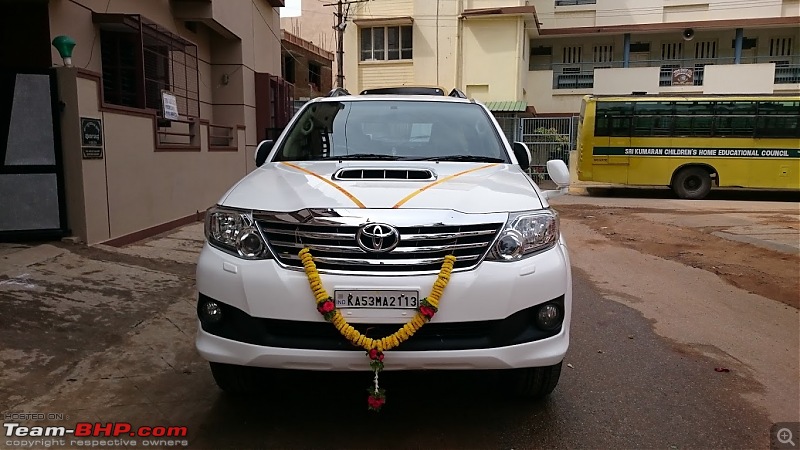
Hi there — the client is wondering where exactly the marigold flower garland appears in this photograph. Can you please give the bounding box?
[299,247,456,411]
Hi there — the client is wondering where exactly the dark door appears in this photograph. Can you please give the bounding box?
[0,2,68,241]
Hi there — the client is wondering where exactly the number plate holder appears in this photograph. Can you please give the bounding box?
[333,289,420,310]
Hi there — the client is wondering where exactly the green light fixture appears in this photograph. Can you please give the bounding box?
[52,35,76,67]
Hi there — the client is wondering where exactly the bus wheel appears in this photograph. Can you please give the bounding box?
[672,167,712,199]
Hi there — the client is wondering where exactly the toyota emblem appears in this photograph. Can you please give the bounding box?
[356,223,400,253]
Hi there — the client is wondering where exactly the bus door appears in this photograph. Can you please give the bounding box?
[591,104,630,184]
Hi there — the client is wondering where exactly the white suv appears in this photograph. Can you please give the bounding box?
[196,88,573,401]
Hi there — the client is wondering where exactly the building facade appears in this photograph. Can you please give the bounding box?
[281,31,334,107]
[0,0,290,245]
[342,0,800,116]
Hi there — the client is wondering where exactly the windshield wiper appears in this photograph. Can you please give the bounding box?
[408,155,506,163]
[323,154,401,160]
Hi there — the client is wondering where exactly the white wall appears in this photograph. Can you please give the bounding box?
[703,63,777,94]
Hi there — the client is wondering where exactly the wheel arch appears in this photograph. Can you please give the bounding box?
[671,163,719,187]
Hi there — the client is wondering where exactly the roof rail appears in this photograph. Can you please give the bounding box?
[448,88,467,99]
[327,87,351,97]
[360,86,445,96]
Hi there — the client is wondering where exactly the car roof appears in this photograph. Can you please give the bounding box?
[310,94,477,104]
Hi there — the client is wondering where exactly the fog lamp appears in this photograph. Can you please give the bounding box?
[200,300,223,324]
[535,303,562,330]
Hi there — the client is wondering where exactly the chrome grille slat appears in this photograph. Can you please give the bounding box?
[402,229,496,241]
[281,254,480,265]
[270,240,364,253]
[270,240,487,254]
[256,212,503,274]
[262,228,356,240]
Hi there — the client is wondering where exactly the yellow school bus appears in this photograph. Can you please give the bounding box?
[576,94,800,199]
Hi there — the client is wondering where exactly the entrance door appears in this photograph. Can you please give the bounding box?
[0,71,67,241]
[0,1,68,241]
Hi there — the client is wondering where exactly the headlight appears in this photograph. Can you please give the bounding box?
[205,206,269,260]
[487,209,559,261]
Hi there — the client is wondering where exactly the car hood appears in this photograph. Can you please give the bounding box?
[220,161,544,213]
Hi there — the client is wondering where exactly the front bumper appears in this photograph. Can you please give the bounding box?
[195,241,572,370]
[196,327,569,371]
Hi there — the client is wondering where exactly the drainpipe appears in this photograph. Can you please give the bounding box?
[623,33,631,68]
[734,28,743,64]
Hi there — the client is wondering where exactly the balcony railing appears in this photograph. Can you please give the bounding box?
[753,55,800,84]
[542,56,800,89]
[550,62,621,89]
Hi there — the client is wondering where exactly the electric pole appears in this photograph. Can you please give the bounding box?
[336,0,344,88]
[324,0,369,89]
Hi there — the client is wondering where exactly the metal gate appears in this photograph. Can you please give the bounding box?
[519,117,577,182]
[0,70,67,241]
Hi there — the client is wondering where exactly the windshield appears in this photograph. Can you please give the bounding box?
[272,100,510,162]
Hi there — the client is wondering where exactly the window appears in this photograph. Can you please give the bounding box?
[593,45,613,64]
[730,37,757,50]
[284,55,296,84]
[769,37,793,57]
[360,26,412,61]
[308,61,321,90]
[661,42,684,60]
[562,46,583,64]
[629,43,650,53]
[674,102,714,116]
[274,101,508,162]
[594,101,633,136]
[595,99,799,139]
[555,0,596,5]
[97,15,199,118]
[593,45,614,68]
[100,31,140,108]
[632,102,673,136]
[632,116,673,136]
[694,41,717,59]
[530,45,553,70]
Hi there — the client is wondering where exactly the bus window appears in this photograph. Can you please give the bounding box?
[758,101,800,115]
[596,101,633,136]
[609,117,632,137]
[597,101,634,116]
[672,116,713,137]
[692,116,714,136]
[755,115,800,138]
[715,116,756,137]
[716,101,756,115]
[674,101,714,115]
[633,101,673,115]
[632,115,672,136]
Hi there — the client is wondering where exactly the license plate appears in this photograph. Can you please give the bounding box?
[333,290,419,309]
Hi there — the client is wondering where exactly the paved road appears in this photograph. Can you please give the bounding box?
[0,192,796,449]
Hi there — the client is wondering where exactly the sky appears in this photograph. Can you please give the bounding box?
[280,0,302,18]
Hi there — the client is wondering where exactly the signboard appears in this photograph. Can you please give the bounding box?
[672,68,694,86]
[81,118,102,147]
[80,117,104,159]
[161,91,179,120]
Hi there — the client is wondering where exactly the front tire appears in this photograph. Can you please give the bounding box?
[672,167,712,199]
[511,362,563,399]
[209,362,268,394]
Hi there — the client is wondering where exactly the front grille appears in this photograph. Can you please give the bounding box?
[257,219,503,273]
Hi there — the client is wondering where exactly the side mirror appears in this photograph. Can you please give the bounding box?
[254,140,274,167]
[546,159,570,187]
[541,159,571,200]
[512,142,531,171]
